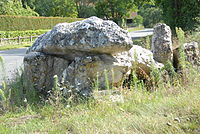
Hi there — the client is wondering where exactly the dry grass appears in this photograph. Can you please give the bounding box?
[0,71,199,134]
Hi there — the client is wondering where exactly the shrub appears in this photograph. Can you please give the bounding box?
[0,15,83,31]
[138,6,163,28]
[0,0,38,16]
[0,30,49,38]
[132,15,143,26]
[156,0,200,32]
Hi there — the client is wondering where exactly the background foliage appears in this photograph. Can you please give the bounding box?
[132,15,143,26]
[32,0,78,17]
[0,30,49,38]
[74,0,97,18]
[0,15,83,31]
[95,0,141,24]
[0,0,199,32]
[138,4,163,28]
[156,0,200,32]
[0,0,38,16]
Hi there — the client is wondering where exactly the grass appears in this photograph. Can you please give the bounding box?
[0,75,199,134]
[0,43,31,51]
[128,26,144,32]
[0,61,199,134]
[0,27,199,134]
[132,36,152,50]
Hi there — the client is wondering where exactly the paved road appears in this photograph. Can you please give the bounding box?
[0,48,27,84]
[129,28,153,40]
[0,28,153,85]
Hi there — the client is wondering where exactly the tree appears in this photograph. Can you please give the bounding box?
[21,0,36,9]
[96,0,133,23]
[138,4,163,28]
[95,0,149,25]
[32,0,78,17]
[0,0,38,16]
[74,0,97,18]
[132,15,143,26]
[156,0,200,32]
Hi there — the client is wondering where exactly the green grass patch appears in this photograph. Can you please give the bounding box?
[128,26,144,32]
[0,72,199,134]
[0,43,31,51]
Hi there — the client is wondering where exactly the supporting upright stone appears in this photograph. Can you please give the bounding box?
[152,23,173,64]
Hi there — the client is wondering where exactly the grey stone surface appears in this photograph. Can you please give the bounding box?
[24,52,69,93]
[129,45,164,74]
[152,23,173,64]
[61,45,163,93]
[24,45,163,94]
[173,42,200,69]
[24,17,164,96]
[183,42,200,65]
[61,54,132,93]
[27,16,133,60]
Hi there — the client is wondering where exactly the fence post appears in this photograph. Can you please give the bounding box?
[8,38,10,44]
[30,35,32,43]
[18,36,20,44]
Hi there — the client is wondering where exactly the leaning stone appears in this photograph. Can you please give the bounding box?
[152,23,173,64]
[61,54,132,95]
[129,45,164,74]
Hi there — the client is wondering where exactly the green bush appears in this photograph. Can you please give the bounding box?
[138,6,163,28]
[156,0,200,32]
[0,30,49,38]
[132,15,143,26]
[0,15,83,31]
[0,0,38,16]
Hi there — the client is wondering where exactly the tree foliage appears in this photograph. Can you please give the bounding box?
[95,0,151,25]
[156,0,200,32]
[95,0,137,23]
[74,0,97,18]
[33,0,78,17]
[0,0,38,16]
[0,15,83,31]
[132,15,143,26]
[138,5,163,28]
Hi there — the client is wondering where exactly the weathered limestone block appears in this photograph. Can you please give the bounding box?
[61,54,132,96]
[24,52,69,93]
[27,16,133,60]
[129,45,164,74]
[183,42,200,65]
[173,42,200,69]
[152,23,173,64]
[61,45,164,96]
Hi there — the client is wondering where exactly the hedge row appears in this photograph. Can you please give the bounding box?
[0,15,84,31]
[0,30,50,38]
